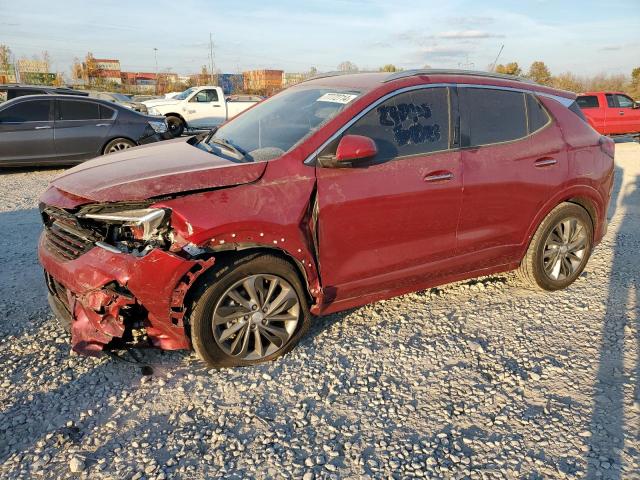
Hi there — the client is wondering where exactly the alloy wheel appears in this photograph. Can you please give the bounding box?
[107,141,133,153]
[542,217,588,281]
[212,274,300,361]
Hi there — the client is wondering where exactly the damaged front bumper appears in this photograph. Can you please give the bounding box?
[38,233,214,356]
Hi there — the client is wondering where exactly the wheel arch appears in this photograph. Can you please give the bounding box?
[164,112,188,127]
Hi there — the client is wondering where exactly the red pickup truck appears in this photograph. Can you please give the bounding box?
[576,92,640,138]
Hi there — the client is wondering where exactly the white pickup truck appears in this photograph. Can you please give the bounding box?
[143,86,259,137]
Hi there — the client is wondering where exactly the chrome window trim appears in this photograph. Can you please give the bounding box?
[304,83,572,165]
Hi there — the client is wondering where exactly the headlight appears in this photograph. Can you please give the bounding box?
[148,120,168,134]
[148,107,162,116]
[84,208,167,241]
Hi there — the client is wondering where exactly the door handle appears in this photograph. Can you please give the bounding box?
[95,123,110,127]
[535,157,557,167]
[34,125,51,130]
[619,111,625,116]
[424,172,454,182]
[212,105,222,108]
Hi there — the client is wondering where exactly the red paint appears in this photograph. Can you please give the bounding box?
[38,72,614,356]
[335,135,378,162]
[578,91,640,135]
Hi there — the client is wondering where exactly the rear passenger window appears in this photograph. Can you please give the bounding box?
[526,94,550,134]
[460,88,527,147]
[344,87,450,163]
[100,105,115,119]
[0,100,50,122]
[576,96,599,108]
[605,94,616,108]
[58,100,100,120]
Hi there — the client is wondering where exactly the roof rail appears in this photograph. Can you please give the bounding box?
[299,70,382,84]
[383,69,536,84]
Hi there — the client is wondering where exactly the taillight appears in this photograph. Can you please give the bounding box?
[599,136,615,159]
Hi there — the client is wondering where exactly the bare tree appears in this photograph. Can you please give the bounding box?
[337,61,358,72]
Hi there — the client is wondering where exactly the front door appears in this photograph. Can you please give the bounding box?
[186,89,225,127]
[315,86,463,305]
[605,93,640,134]
[0,98,54,165]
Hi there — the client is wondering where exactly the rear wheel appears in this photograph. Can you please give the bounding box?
[166,115,184,137]
[103,138,135,154]
[188,253,310,368]
[518,202,593,291]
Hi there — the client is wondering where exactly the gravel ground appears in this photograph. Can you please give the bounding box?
[0,143,638,480]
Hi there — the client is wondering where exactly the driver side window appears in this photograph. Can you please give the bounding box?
[328,87,451,164]
[615,94,634,108]
[191,90,219,103]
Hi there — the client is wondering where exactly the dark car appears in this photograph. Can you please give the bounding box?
[0,84,89,101]
[0,94,169,166]
[88,91,149,114]
[38,70,614,368]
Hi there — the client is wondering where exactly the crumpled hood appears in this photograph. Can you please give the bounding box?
[50,137,267,202]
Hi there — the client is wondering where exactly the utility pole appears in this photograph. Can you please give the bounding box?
[153,47,159,94]
[490,45,504,72]
[209,33,215,84]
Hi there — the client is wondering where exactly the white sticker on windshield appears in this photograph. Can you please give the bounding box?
[316,93,358,104]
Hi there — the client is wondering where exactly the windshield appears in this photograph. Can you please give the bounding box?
[174,87,197,100]
[209,86,361,161]
[111,93,132,102]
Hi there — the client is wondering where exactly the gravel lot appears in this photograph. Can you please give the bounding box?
[0,143,638,480]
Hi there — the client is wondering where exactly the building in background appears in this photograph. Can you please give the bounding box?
[284,72,307,87]
[243,69,283,95]
[83,57,121,85]
[0,65,17,83]
[16,59,55,84]
[219,73,244,95]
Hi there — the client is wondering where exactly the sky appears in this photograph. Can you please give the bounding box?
[1,0,638,77]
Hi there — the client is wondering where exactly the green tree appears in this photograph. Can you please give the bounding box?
[527,61,551,85]
[495,62,522,76]
[628,67,640,100]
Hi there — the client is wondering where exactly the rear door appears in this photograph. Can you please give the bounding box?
[186,89,225,127]
[457,87,567,270]
[54,99,115,161]
[315,86,463,303]
[606,93,640,134]
[0,98,54,165]
[576,94,607,133]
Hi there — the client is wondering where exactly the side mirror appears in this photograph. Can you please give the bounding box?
[318,134,377,168]
[633,101,640,109]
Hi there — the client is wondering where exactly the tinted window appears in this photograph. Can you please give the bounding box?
[192,89,219,102]
[526,94,550,133]
[58,100,100,120]
[606,94,616,108]
[615,94,634,108]
[0,100,50,122]
[461,88,527,147]
[576,95,599,108]
[569,101,588,122]
[344,87,450,163]
[100,105,115,120]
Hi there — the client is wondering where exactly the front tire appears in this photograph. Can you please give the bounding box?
[188,253,310,368]
[166,115,184,137]
[517,202,593,291]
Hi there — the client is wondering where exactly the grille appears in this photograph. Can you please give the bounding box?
[42,207,97,261]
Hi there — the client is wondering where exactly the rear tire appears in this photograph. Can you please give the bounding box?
[166,115,184,137]
[187,253,310,368]
[517,202,593,291]
[103,138,135,154]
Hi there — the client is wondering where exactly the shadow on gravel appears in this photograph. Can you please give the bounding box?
[587,168,639,478]
[0,208,49,337]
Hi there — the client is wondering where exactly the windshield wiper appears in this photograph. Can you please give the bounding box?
[209,137,247,159]
[203,126,218,144]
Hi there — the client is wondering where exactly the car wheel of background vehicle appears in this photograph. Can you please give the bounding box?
[517,202,593,291]
[166,115,184,137]
[103,138,135,154]
[187,253,310,368]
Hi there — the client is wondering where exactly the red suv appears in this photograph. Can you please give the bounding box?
[39,70,615,367]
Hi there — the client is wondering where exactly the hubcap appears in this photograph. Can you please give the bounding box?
[212,274,300,361]
[107,142,132,153]
[543,217,588,281]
